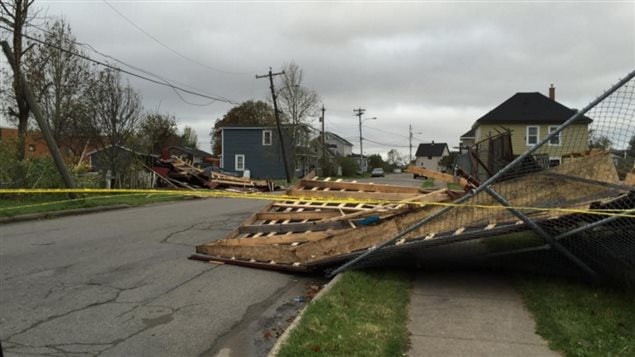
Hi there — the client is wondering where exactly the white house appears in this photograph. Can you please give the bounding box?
[414,142,449,172]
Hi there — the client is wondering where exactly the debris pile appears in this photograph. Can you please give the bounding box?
[192,153,632,272]
[154,156,279,191]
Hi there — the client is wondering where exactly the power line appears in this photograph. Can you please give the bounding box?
[102,0,252,76]
[25,23,225,106]
[363,137,410,148]
[1,25,238,105]
[364,125,410,139]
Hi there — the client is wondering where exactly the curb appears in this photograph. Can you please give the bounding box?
[267,273,344,357]
[0,204,131,224]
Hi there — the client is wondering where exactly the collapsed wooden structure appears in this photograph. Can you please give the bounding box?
[155,156,278,191]
[193,153,633,272]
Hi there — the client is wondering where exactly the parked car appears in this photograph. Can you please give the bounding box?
[371,168,385,177]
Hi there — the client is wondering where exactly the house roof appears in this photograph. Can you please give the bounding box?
[326,131,354,147]
[415,142,449,157]
[85,144,155,157]
[475,92,593,125]
[460,128,475,139]
[168,146,212,157]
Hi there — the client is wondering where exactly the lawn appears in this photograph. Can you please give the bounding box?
[0,192,190,217]
[516,275,635,357]
[277,269,411,357]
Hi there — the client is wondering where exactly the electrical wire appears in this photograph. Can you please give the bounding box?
[102,0,253,76]
[1,25,239,105]
[24,23,226,106]
[364,125,410,139]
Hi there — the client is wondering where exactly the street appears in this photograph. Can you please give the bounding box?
[0,197,318,357]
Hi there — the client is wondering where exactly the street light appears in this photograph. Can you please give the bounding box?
[359,116,377,173]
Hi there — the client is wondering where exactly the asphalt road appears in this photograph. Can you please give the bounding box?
[0,197,319,357]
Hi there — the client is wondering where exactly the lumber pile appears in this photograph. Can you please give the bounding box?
[193,173,465,270]
[193,153,631,272]
[405,165,477,189]
[157,156,279,192]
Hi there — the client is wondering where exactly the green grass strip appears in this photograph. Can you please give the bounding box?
[516,275,635,357]
[278,269,411,357]
[0,193,187,217]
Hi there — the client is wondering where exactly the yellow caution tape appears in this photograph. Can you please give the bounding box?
[0,188,633,218]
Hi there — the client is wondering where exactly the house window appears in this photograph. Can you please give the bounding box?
[262,130,272,146]
[548,126,561,146]
[549,156,561,167]
[526,126,539,146]
[235,154,245,171]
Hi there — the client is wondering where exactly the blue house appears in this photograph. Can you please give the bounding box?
[221,126,295,179]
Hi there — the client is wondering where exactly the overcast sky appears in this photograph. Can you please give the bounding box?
[3,0,634,158]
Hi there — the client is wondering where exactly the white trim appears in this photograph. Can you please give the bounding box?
[262,130,272,146]
[548,125,561,146]
[221,129,225,169]
[549,156,562,167]
[235,154,245,171]
[526,125,539,146]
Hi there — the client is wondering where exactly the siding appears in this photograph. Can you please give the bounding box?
[222,128,293,179]
[414,146,449,171]
[475,123,589,158]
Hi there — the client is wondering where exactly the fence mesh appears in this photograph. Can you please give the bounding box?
[331,72,635,285]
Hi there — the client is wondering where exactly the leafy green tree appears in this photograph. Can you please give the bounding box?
[180,126,198,148]
[438,152,458,172]
[211,100,276,156]
[139,112,179,154]
[336,156,358,176]
[368,154,385,170]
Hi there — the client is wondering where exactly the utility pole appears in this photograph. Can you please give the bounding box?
[409,124,422,163]
[1,41,77,198]
[354,107,366,173]
[256,67,291,183]
[320,105,326,175]
[409,124,413,163]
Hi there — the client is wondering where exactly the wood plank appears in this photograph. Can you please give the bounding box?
[298,179,423,194]
[406,165,469,187]
[400,189,451,203]
[239,220,351,234]
[272,202,373,211]
[288,188,421,201]
[217,230,350,246]
[196,244,299,263]
[256,211,341,221]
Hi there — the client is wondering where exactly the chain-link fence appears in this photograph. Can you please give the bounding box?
[328,71,635,285]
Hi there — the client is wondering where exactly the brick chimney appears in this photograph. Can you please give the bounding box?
[549,84,555,100]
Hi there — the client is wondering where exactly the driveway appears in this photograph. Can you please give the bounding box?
[0,198,317,356]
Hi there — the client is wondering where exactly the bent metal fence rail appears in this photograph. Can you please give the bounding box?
[328,71,635,284]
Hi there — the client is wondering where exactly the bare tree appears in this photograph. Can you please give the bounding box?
[88,68,142,186]
[276,61,320,172]
[1,0,35,167]
[277,61,320,129]
[23,19,94,160]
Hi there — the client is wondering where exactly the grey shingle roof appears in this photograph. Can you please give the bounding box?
[415,143,449,157]
[475,92,593,125]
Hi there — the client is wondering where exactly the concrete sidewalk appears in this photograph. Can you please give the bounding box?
[407,271,559,357]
